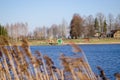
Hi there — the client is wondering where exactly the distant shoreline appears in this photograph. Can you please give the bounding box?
[10,38,120,46]
[63,42,120,45]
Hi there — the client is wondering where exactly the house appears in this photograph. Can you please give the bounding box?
[107,30,117,38]
[94,32,106,38]
[114,30,120,38]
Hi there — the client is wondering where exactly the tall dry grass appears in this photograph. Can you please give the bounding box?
[0,38,98,80]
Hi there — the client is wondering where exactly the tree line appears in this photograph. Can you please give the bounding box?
[70,13,120,39]
[33,20,67,40]
[0,12,120,40]
[0,19,68,41]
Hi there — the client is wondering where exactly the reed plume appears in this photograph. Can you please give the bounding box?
[0,38,100,80]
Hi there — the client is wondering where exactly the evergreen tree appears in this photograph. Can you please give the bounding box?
[0,24,8,36]
[103,20,107,34]
[94,18,99,32]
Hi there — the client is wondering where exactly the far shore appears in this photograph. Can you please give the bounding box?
[29,38,120,46]
[63,42,120,45]
[9,38,120,46]
[70,42,120,45]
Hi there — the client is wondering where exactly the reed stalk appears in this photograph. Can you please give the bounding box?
[1,47,19,80]
[1,53,11,80]
[70,43,97,80]
[61,69,64,80]
[0,38,98,80]
[69,64,77,80]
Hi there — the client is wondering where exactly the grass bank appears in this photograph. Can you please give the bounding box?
[12,38,120,46]
[63,38,120,45]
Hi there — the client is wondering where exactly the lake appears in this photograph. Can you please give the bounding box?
[30,44,120,80]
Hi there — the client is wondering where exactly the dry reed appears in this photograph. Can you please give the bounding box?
[0,38,100,80]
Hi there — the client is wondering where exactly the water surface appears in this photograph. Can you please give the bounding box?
[30,44,120,80]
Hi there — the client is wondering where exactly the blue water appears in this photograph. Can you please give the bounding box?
[30,44,120,80]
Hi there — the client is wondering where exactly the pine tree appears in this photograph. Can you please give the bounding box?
[103,20,107,34]
[94,18,99,32]
[0,24,8,36]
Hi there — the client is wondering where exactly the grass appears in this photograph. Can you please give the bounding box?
[2,37,120,46]
[63,38,120,45]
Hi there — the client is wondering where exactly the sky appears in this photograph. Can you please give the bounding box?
[0,0,120,31]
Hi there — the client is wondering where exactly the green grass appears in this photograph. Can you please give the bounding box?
[10,38,120,46]
[63,38,120,44]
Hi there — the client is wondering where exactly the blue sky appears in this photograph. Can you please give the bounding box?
[0,0,120,31]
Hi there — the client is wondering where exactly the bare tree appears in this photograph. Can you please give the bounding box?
[60,19,68,38]
[114,14,120,29]
[41,26,47,39]
[33,27,41,39]
[108,13,114,32]
[51,24,58,38]
[21,23,28,38]
[57,19,68,38]
[47,27,53,39]
[33,26,48,40]
[5,22,28,41]
[27,31,33,39]
[83,15,95,38]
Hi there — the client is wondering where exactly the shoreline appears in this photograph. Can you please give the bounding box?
[11,42,120,46]
[9,38,120,46]
[63,42,120,45]
[31,42,120,46]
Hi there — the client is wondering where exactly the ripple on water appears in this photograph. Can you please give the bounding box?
[30,44,120,80]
